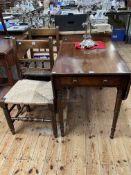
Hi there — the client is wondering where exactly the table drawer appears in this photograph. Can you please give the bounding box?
[56,76,123,87]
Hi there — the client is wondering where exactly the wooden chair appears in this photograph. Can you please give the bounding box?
[0,79,58,137]
[16,38,54,80]
[28,27,60,54]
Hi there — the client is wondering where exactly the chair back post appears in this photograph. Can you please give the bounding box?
[56,26,60,52]
[11,39,22,79]
[49,37,54,69]
[15,40,24,79]
[28,27,32,39]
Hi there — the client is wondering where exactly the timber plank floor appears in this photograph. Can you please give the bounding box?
[0,42,131,175]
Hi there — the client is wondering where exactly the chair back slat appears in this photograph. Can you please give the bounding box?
[17,40,49,50]
[22,67,51,71]
[29,28,56,36]
[16,38,54,78]
[19,59,50,62]
[28,27,60,52]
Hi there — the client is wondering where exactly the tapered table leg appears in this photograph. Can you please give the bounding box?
[110,88,123,139]
[59,108,64,137]
[54,90,58,113]
[58,89,64,137]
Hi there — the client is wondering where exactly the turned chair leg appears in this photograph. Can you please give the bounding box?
[1,102,15,134]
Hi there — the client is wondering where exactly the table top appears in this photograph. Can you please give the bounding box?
[52,40,130,75]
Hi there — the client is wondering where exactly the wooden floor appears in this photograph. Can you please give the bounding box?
[0,42,131,175]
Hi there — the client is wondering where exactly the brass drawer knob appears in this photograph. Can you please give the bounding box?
[73,78,78,84]
[103,79,108,84]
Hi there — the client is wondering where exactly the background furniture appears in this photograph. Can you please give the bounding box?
[52,37,131,138]
[54,14,87,32]
[0,0,17,35]
[0,1,10,35]
[16,38,54,80]
[0,79,57,137]
[128,0,131,7]
[0,39,19,86]
[106,10,131,42]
